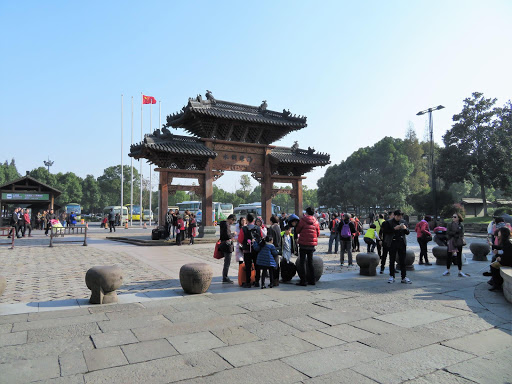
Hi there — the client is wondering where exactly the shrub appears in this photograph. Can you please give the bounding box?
[440,203,466,220]
[494,206,512,216]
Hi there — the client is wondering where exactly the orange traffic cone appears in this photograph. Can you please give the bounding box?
[125,221,128,229]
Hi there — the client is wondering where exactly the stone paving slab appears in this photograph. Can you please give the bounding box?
[177,360,306,384]
[82,350,232,384]
[167,331,226,354]
[282,342,390,378]
[441,327,512,356]
[0,355,60,384]
[121,338,178,363]
[90,329,138,349]
[445,347,512,384]
[351,344,475,384]
[302,368,379,384]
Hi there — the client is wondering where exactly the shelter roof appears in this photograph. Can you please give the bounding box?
[0,175,62,196]
[460,198,492,204]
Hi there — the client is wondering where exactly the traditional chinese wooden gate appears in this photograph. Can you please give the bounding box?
[130,92,330,237]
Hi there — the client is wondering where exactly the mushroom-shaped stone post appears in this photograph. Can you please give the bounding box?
[85,266,123,304]
[470,242,490,261]
[295,254,324,282]
[356,253,380,276]
[179,263,213,294]
[432,246,449,266]
[396,250,416,271]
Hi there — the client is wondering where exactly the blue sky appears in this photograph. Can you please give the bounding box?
[1,0,511,195]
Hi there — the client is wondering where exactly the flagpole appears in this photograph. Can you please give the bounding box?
[149,102,152,227]
[159,100,161,226]
[121,94,124,220]
[130,96,133,227]
[140,93,143,227]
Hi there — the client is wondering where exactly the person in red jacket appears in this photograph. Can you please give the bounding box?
[176,215,185,246]
[295,207,321,286]
[415,216,432,265]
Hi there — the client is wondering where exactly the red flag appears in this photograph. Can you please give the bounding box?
[143,95,156,104]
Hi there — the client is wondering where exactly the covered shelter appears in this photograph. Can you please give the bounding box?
[0,174,61,226]
[130,92,330,237]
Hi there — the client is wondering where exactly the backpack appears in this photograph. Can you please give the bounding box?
[330,218,340,233]
[242,226,261,252]
[340,221,351,238]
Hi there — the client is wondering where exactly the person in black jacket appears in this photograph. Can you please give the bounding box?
[8,207,21,239]
[45,209,57,236]
[382,210,411,284]
[489,227,512,291]
[219,214,236,284]
[108,209,116,233]
[379,211,394,274]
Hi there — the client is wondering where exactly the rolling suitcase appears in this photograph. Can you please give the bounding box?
[238,263,256,286]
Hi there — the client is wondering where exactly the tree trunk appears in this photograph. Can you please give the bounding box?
[479,172,487,217]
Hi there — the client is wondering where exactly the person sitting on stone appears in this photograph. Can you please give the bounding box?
[488,227,512,291]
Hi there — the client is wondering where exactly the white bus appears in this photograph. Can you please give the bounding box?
[103,206,129,224]
[233,203,281,221]
[176,201,233,223]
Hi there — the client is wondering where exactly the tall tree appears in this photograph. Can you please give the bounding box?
[55,172,83,206]
[98,165,142,208]
[82,175,101,213]
[402,124,429,194]
[438,92,500,216]
[29,167,58,187]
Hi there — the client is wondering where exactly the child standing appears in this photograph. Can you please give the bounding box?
[363,223,380,253]
[280,225,298,282]
[254,236,278,288]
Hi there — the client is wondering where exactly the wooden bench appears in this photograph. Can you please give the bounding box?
[49,225,88,247]
[500,267,512,304]
[0,227,15,249]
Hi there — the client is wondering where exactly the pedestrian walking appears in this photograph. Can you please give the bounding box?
[22,209,32,237]
[338,213,355,266]
[443,212,469,277]
[108,208,116,233]
[327,213,340,254]
[8,207,21,239]
[188,214,197,245]
[45,209,57,236]
[415,216,432,265]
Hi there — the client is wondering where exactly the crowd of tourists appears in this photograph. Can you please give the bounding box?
[7,207,79,238]
[164,209,197,246]
[213,207,512,290]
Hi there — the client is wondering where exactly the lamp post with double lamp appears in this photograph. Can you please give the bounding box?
[43,157,54,173]
[416,105,445,225]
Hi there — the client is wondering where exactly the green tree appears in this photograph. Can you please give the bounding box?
[98,165,142,208]
[437,92,501,216]
[403,124,429,194]
[29,167,58,187]
[0,159,21,185]
[82,175,101,213]
[55,172,83,207]
[238,175,252,200]
[302,186,318,211]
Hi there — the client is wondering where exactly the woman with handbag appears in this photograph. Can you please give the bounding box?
[415,215,432,265]
[219,214,237,283]
[443,212,469,277]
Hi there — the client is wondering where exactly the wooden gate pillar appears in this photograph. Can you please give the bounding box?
[158,170,168,226]
[294,178,303,216]
[261,149,272,223]
[202,159,214,227]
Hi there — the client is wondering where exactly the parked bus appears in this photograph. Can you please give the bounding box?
[64,203,82,221]
[233,203,281,221]
[177,201,231,224]
[103,206,129,224]
[142,209,153,222]
[125,204,142,221]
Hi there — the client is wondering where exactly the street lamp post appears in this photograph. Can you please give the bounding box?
[416,105,445,224]
[43,157,54,173]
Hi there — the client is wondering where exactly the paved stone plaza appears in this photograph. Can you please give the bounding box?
[0,226,510,383]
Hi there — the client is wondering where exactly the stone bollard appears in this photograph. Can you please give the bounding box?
[469,242,490,261]
[180,263,213,294]
[356,253,380,276]
[432,246,449,266]
[85,266,123,304]
[0,275,6,297]
[396,250,416,271]
[295,254,324,282]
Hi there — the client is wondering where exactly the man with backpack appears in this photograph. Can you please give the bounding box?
[108,208,116,233]
[338,213,356,266]
[327,213,340,254]
[238,213,263,288]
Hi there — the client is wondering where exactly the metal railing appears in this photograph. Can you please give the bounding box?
[49,225,88,247]
[0,227,15,249]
